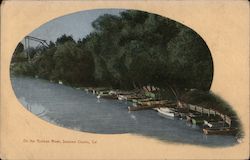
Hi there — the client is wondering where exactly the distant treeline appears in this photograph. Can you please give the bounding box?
[11,10,213,91]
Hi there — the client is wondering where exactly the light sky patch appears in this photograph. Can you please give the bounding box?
[24,9,125,47]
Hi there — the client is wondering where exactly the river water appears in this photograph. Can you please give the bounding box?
[11,76,238,147]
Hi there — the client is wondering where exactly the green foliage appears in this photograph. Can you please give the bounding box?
[33,46,56,80]
[11,34,95,87]
[53,41,95,85]
[55,34,75,45]
[181,90,236,116]
[167,27,213,90]
[84,10,213,91]
[11,10,213,91]
[10,10,241,136]
[11,61,36,76]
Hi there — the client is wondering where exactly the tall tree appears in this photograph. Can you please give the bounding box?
[13,42,24,55]
[55,34,75,45]
[53,41,95,85]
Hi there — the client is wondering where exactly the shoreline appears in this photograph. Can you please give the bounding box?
[12,76,243,142]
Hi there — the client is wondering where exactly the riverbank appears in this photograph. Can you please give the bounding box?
[11,76,239,146]
[83,86,242,138]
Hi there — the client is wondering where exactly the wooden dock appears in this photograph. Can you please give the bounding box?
[182,103,234,127]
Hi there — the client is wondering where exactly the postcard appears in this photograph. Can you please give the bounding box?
[1,0,249,159]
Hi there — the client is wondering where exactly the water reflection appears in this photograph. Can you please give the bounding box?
[19,97,47,117]
[11,77,238,147]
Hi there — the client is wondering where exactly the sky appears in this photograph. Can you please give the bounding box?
[25,9,125,47]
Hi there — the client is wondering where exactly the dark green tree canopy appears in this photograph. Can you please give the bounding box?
[85,10,213,91]
[56,34,75,45]
[11,10,213,91]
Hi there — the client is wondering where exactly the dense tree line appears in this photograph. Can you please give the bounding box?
[11,10,213,90]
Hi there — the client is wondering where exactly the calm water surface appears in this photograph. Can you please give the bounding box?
[11,76,238,147]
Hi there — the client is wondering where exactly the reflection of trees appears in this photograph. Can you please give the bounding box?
[20,97,47,117]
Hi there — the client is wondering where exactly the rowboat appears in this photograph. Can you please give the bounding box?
[132,98,153,103]
[98,90,109,95]
[155,108,179,117]
[97,93,117,99]
[157,108,174,117]
[128,105,152,111]
[137,100,169,106]
[118,95,129,100]
[84,87,95,93]
[87,87,110,95]
[203,127,238,135]
[191,117,205,125]
[203,120,226,128]
[118,94,143,101]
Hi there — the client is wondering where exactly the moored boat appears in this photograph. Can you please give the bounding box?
[132,97,153,103]
[137,100,169,106]
[84,87,95,93]
[97,93,117,99]
[128,105,151,111]
[155,107,179,117]
[191,117,205,125]
[203,120,226,128]
[117,93,143,101]
[203,127,238,135]
[118,94,129,100]
[98,90,109,95]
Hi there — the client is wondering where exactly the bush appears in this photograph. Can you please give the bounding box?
[11,62,36,77]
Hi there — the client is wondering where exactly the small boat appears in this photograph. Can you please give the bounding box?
[127,95,147,101]
[191,117,205,125]
[97,93,117,99]
[118,95,128,101]
[128,105,151,111]
[117,93,141,101]
[90,87,109,94]
[137,100,169,106]
[108,90,118,95]
[98,90,110,95]
[203,127,238,135]
[155,108,178,117]
[132,98,152,103]
[84,87,95,93]
[95,88,110,95]
[203,120,226,128]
